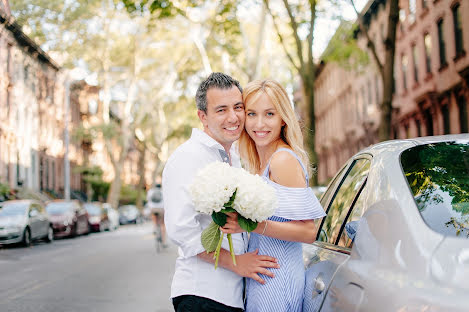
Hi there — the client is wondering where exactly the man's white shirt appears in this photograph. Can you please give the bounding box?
[162,128,247,309]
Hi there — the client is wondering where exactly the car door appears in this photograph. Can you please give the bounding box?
[303,156,371,312]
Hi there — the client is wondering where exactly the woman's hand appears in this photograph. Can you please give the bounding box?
[220,212,244,234]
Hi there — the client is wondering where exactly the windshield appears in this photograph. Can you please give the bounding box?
[401,141,469,238]
[0,203,28,217]
[83,203,101,216]
[46,202,73,215]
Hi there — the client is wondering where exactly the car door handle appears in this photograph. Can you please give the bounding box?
[314,276,326,294]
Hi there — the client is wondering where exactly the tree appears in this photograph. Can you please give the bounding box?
[262,0,319,185]
[350,0,399,141]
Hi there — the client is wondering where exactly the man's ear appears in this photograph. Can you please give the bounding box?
[197,110,207,127]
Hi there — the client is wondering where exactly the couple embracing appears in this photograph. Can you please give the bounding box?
[162,72,325,312]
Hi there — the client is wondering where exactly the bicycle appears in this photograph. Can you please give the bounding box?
[154,220,163,253]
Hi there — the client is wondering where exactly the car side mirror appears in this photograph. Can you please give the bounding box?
[29,210,38,218]
[345,220,359,242]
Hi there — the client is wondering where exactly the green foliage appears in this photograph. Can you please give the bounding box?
[402,142,469,236]
[212,211,227,226]
[321,21,369,71]
[119,184,145,205]
[91,180,110,202]
[201,221,221,252]
[0,183,12,201]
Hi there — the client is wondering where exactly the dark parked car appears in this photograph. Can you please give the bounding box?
[118,205,142,224]
[83,202,109,232]
[0,200,53,246]
[46,200,89,238]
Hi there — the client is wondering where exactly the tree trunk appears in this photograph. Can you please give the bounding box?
[107,159,123,209]
[378,0,399,141]
[302,73,318,186]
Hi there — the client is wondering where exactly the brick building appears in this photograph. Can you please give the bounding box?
[314,0,469,184]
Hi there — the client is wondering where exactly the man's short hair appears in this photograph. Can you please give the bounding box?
[195,72,243,113]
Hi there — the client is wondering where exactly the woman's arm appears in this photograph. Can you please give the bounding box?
[222,213,318,244]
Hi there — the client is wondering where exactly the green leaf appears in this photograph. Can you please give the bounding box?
[223,189,237,208]
[201,221,221,252]
[238,216,258,232]
[220,207,236,213]
[212,211,227,226]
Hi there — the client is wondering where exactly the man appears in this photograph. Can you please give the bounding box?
[163,73,279,312]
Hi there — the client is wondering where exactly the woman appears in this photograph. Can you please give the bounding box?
[221,79,325,312]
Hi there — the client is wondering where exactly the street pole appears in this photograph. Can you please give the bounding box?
[64,75,71,200]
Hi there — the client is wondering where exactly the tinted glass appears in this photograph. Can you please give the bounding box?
[337,183,368,248]
[0,203,27,216]
[46,202,74,214]
[401,141,469,238]
[83,203,102,216]
[319,158,370,244]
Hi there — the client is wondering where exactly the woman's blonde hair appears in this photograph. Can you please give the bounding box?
[239,79,311,177]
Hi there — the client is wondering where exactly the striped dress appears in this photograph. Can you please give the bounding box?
[245,148,326,312]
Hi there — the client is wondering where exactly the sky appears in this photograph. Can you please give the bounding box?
[314,0,368,58]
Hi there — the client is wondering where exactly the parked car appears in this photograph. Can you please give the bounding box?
[83,202,109,232]
[46,200,89,238]
[103,203,119,231]
[303,134,469,312]
[0,200,53,246]
[118,205,142,225]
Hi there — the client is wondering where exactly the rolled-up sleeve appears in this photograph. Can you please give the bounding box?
[162,154,206,259]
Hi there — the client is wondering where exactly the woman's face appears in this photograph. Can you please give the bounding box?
[245,93,285,149]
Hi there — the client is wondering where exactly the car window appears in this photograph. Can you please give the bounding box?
[401,141,469,238]
[318,158,371,245]
[320,165,348,208]
[337,181,368,248]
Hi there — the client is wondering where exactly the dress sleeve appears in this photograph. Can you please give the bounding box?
[269,182,326,220]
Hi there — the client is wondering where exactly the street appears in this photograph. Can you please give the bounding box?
[0,223,177,312]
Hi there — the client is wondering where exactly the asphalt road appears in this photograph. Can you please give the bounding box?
[0,223,177,312]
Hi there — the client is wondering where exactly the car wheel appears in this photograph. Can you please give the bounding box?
[22,228,31,247]
[45,226,54,243]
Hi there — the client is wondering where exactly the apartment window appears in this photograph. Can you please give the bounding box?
[437,19,447,67]
[424,108,434,136]
[416,118,422,137]
[452,3,465,57]
[412,44,419,83]
[458,95,468,133]
[422,0,428,9]
[402,54,408,91]
[424,33,432,73]
[442,104,450,134]
[409,0,416,24]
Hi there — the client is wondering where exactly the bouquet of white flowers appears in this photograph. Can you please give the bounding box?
[190,162,277,268]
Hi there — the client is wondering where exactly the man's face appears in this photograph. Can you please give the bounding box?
[197,86,245,151]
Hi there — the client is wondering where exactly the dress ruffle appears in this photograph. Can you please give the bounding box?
[266,179,326,221]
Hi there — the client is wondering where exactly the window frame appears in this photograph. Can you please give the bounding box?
[315,154,373,253]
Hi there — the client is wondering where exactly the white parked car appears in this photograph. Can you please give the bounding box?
[303,134,469,311]
[0,200,53,246]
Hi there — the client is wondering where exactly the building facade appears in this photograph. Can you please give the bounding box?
[314,0,469,184]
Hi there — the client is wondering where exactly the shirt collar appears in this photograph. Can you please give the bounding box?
[191,128,238,155]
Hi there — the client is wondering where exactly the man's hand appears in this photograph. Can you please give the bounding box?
[233,249,280,284]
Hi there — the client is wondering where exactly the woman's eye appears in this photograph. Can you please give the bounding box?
[267,112,274,116]
[247,112,255,116]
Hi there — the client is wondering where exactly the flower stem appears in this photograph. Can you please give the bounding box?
[214,231,224,269]
[227,233,236,266]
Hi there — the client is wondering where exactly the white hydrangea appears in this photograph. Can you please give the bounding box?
[190,162,277,222]
[233,169,277,222]
[190,162,238,214]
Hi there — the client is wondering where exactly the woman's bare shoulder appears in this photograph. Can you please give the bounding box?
[269,150,306,187]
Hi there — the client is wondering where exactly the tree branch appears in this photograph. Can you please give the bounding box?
[350,0,384,78]
[281,0,305,71]
[263,0,301,72]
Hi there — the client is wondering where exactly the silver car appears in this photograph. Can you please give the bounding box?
[0,200,53,246]
[303,134,469,311]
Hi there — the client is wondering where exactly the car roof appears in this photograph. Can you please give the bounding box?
[355,134,469,158]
